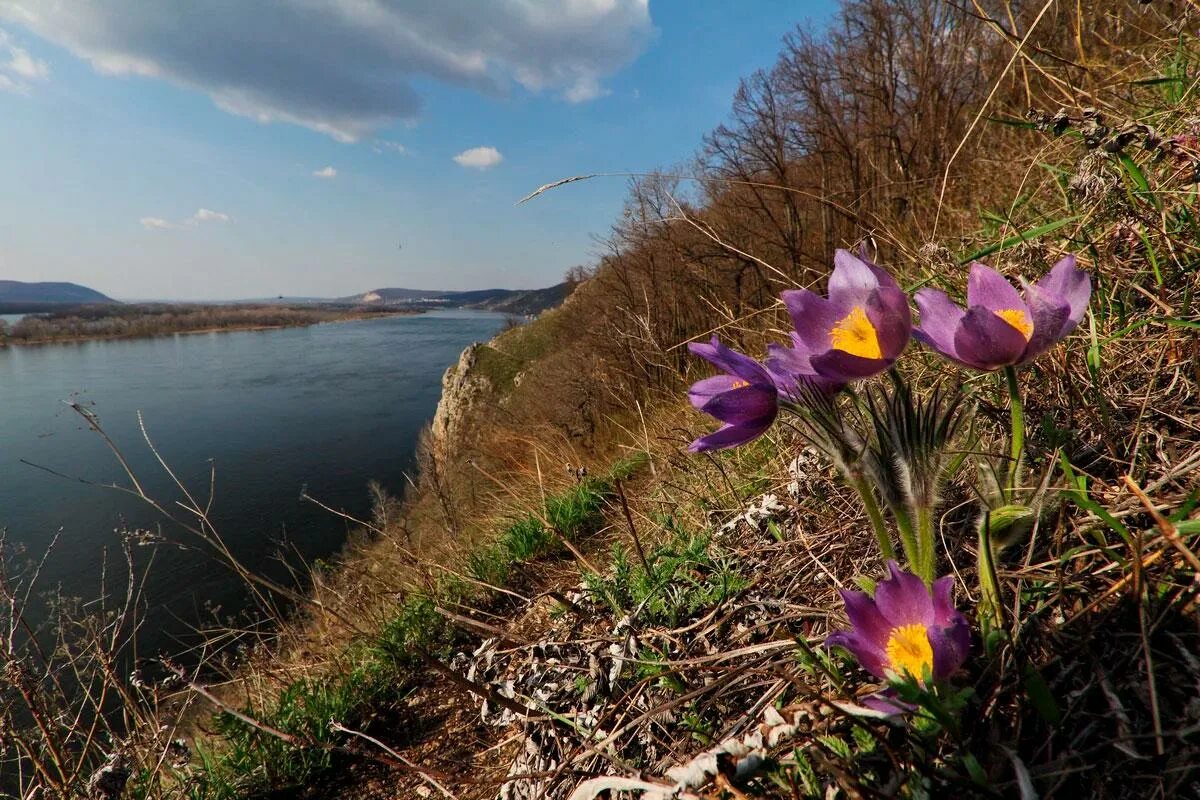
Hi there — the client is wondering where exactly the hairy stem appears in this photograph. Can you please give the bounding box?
[977,513,1005,631]
[1003,365,1025,502]
[893,503,920,574]
[848,471,894,562]
[914,502,937,586]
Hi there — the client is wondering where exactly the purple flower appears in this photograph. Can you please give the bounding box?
[913,255,1091,371]
[764,334,846,401]
[779,250,912,383]
[687,336,779,452]
[826,561,970,684]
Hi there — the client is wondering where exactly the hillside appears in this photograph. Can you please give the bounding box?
[0,279,115,311]
[346,280,575,315]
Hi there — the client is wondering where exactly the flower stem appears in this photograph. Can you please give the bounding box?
[893,505,920,573]
[848,471,894,562]
[1003,365,1025,502]
[977,512,1005,631]
[914,502,936,587]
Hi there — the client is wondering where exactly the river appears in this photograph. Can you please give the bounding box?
[0,310,506,654]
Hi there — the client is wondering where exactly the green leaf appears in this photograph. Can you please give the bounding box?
[1023,663,1062,725]
[986,116,1039,129]
[958,215,1081,263]
[818,735,853,760]
[1059,454,1134,550]
[1127,76,1185,87]
[1139,228,1163,285]
[1099,315,1200,345]
[1120,155,1162,213]
[961,752,989,786]
[852,575,877,594]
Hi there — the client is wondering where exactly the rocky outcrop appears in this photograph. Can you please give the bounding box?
[430,342,489,448]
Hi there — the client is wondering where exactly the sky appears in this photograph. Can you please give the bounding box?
[0,1,836,300]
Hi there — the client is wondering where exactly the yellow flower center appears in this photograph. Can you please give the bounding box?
[995,308,1034,341]
[830,306,882,359]
[885,623,934,680]
[729,379,750,389]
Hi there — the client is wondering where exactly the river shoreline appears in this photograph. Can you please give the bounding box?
[0,308,422,348]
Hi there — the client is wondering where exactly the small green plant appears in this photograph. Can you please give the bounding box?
[584,528,746,626]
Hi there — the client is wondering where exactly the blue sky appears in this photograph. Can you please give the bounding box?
[0,1,835,300]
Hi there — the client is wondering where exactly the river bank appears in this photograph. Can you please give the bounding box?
[0,304,420,346]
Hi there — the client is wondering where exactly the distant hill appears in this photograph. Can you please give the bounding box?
[343,282,575,316]
[466,283,575,315]
[0,280,116,312]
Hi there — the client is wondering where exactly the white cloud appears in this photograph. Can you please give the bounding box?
[141,208,232,230]
[0,2,652,140]
[564,76,609,104]
[312,165,337,179]
[374,139,407,155]
[0,28,49,93]
[453,146,503,170]
[189,208,231,224]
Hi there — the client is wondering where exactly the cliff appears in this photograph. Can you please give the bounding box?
[430,342,487,447]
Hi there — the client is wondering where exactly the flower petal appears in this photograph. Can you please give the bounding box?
[860,691,915,716]
[781,289,840,352]
[928,575,970,679]
[952,306,1029,369]
[1020,283,1072,362]
[873,561,934,627]
[967,262,1027,316]
[766,338,815,394]
[864,287,912,360]
[929,617,971,680]
[912,288,967,361]
[688,421,771,452]
[688,375,741,409]
[687,336,771,384]
[766,343,845,401]
[810,349,891,382]
[931,575,958,626]
[766,334,817,373]
[825,630,888,680]
[828,249,883,306]
[840,588,893,650]
[1035,255,1091,325]
[697,385,778,425]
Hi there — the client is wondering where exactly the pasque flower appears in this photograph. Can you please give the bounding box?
[687,337,779,452]
[826,561,970,683]
[912,255,1091,370]
[764,334,846,401]
[780,250,912,383]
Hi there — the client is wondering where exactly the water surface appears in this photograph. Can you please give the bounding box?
[0,310,505,653]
